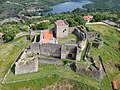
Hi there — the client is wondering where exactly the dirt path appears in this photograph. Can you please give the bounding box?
[86,22,108,25]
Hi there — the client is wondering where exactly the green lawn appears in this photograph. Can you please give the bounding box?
[87,24,120,90]
[58,34,78,44]
[3,64,99,90]
[0,36,30,89]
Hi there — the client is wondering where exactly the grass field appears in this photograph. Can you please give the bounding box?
[58,34,78,44]
[3,64,99,90]
[0,36,30,89]
[87,24,120,90]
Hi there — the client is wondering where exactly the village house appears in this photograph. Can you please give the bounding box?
[83,15,93,23]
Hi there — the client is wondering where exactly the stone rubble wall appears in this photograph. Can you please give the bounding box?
[40,43,62,58]
[38,56,64,65]
[76,67,104,80]
[39,43,77,60]
[30,42,40,55]
[74,28,86,41]
[15,58,38,75]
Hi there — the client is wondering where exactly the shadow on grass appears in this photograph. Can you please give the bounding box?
[70,62,77,72]
[11,64,15,74]
[115,64,120,71]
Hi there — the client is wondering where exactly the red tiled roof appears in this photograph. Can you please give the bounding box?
[83,16,93,20]
[30,24,35,27]
[43,31,53,43]
[55,20,66,26]
[112,80,117,90]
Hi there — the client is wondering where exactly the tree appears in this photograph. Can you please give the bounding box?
[2,24,19,42]
[20,25,30,32]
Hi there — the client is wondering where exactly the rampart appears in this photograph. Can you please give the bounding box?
[30,43,40,55]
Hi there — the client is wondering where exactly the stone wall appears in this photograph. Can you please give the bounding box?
[15,58,38,75]
[38,56,64,65]
[40,43,62,58]
[87,32,99,41]
[74,27,86,41]
[30,26,88,61]
[69,27,76,34]
[64,45,77,60]
[76,47,82,61]
[76,66,103,80]
[76,60,104,80]
[30,42,40,55]
[39,43,77,60]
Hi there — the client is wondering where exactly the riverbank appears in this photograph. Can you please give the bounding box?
[39,1,93,14]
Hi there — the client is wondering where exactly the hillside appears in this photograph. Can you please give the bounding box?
[84,0,120,9]
[0,0,70,20]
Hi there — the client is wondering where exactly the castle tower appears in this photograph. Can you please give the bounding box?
[55,20,69,38]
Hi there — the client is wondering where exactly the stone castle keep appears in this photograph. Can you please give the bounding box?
[29,20,86,61]
[55,20,69,38]
[15,20,104,80]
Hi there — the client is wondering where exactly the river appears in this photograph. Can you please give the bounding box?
[40,1,93,14]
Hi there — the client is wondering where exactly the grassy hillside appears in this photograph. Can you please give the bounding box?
[0,36,30,89]
[0,0,70,20]
[84,0,120,9]
[87,24,120,90]
[0,24,119,90]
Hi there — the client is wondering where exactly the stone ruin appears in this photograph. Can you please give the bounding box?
[87,32,104,49]
[30,26,87,61]
[14,20,104,80]
[15,50,38,75]
[75,28,104,80]
[14,24,87,75]
[76,58,104,80]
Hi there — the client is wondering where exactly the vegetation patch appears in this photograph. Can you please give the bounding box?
[0,36,30,82]
[3,63,99,89]
[58,34,78,44]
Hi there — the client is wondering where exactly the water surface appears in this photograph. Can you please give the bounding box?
[40,1,93,14]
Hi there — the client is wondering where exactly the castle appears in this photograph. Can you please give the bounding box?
[14,20,104,80]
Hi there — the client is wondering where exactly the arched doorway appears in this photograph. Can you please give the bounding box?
[68,54,73,58]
